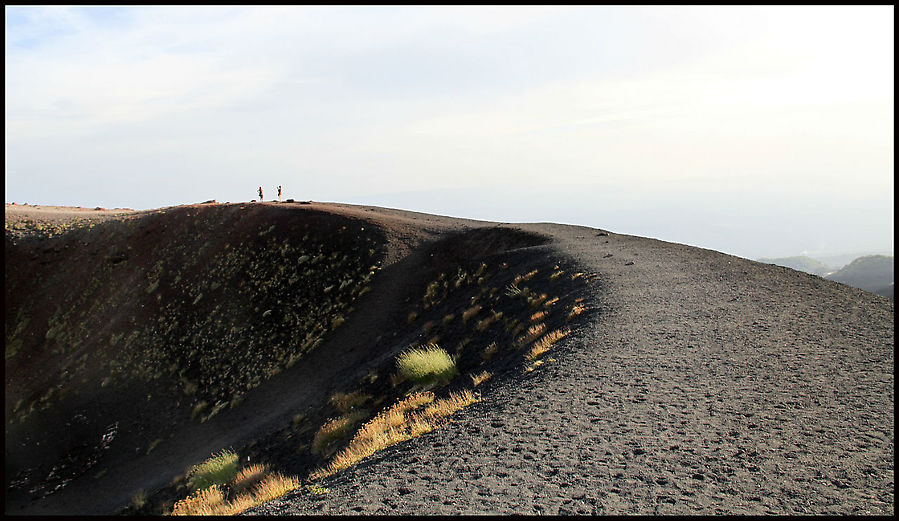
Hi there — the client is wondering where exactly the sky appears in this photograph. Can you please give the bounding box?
[5,6,894,259]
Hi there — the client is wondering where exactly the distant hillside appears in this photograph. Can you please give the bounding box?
[757,255,833,276]
[825,255,894,296]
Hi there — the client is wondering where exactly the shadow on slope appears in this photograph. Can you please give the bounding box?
[120,225,599,515]
[5,203,384,509]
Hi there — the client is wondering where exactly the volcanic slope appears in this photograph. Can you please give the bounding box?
[5,202,894,515]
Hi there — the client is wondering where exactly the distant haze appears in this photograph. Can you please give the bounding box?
[5,6,894,260]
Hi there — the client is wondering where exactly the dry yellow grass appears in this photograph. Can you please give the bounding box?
[567,303,586,322]
[171,485,227,515]
[516,322,546,347]
[543,296,560,308]
[525,328,571,361]
[514,269,539,285]
[528,293,548,308]
[221,492,258,515]
[312,412,365,456]
[170,471,301,516]
[470,371,492,387]
[482,341,498,363]
[310,390,480,481]
[250,473,302,504]
[231,463,269,493]
[421,390,479,419]
[529,310,547,323]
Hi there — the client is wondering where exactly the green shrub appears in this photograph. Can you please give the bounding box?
[396,344,458,386]
[188,450,239,491]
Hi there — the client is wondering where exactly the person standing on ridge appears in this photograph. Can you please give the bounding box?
[278,185,282,202]
[258,186,263,202]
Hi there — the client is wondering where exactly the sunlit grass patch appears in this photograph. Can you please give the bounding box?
[525,328,571,361]
[187,450,239,491]
[524,359,545,373]
[307,484,329,495]
[504,283,522,298]
[250,472,301,504]
[567,303,586,322]
[470,371,492,387]
[310,390,479,481]
[396,344,458,386]
[170,469,301,516]
[231,463,269,493]
[220,492,258,515]
[171,484,228,515]
[421,389,480,420]
[529,310,547,323]
[514,269,539,285]
[516,323,546,347]
[528,293,548,308]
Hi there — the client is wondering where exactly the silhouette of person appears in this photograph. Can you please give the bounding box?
[258,187,263,201]
[278,185,282,202]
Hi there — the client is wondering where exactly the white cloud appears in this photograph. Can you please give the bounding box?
[5,6,893,257]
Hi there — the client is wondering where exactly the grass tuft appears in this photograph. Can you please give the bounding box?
[421,389,480,419]
[231,463,269,493]
[525,328,570,361]
[514,269,539,285]
[187,450,239,491]
[170,469,300,516]
[481,342,498,363]
[312,412,365,456]
[171,485,227,515]
[396,344,458,386]
[250,473,302,504]
[310,390,479,481]
[567,303,586,322]
[470,371,492,387]
[516,322,547,347]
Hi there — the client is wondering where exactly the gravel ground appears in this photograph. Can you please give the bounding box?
[247,222,893,515]
[6,204,892,515]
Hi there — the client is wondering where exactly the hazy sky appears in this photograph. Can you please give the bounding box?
[5,6,894,259]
